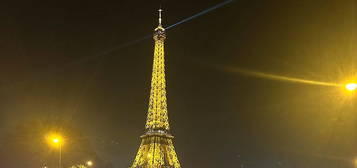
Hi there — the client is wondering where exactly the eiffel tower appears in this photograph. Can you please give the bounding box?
[130,9,181,168]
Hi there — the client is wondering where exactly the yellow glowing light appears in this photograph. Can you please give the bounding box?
[46,133,63,147]
[51,136,62,144]
[53,138,59,143]
[345,83,357,91]
[87,161,93,166]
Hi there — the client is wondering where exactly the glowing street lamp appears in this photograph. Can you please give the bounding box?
[47,134,63,168]
[86,161,93,167]
[53,137,62,168]
[345,83,357,91]
[53,138,60,144]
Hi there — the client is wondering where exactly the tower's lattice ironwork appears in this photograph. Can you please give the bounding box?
[131,9,181,168]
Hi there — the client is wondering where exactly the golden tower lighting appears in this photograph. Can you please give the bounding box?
[130,9,181,168]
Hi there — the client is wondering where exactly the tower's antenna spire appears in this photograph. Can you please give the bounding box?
[158,8,163,26]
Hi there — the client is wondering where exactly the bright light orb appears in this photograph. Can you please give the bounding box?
[345,83,357,91]
[52,138,60,143]
[87,161,93,166]
[46,133,64,148]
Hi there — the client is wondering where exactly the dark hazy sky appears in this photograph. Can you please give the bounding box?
[0,0,356,168]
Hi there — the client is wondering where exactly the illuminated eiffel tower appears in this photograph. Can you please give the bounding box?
[130,9,181,168]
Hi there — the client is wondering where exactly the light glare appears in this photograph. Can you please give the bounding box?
[87,161,93,166]
[345,83,357,91]
[46,133,63,147]
[53,138,59,143]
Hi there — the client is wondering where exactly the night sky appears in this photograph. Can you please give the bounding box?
[0,0,356,168]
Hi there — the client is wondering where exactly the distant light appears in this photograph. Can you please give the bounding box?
[345,83,357,91]
[87,161,93,166]
[46,133,63,147]
[53,138,60,143]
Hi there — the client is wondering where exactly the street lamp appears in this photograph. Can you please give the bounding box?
[52,136,62,168]
[345,83,357,91]
[86,161,93,167]
[47,134,63,168]
[53,138,60,143]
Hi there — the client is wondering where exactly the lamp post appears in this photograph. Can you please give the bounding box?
[51,137,63,168]
[342,82,357,167]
